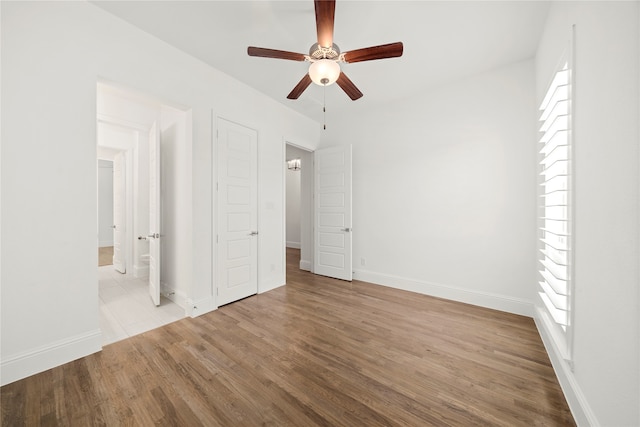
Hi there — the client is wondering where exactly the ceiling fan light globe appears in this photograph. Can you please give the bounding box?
[309,59,340,86]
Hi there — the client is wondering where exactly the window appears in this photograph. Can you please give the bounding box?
[537,60,572,359]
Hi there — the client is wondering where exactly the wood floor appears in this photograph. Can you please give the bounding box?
[98,246,113,267]
[1,248,575,426]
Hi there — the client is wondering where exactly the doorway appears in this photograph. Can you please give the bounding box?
[96,82,190,345]
[284,143,354,283]
[285,143,314,275]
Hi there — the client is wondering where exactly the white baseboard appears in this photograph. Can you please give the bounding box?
[160,282,188,311]
[286,241,301,249]
[534,308,599,427]
[186,296,216,318]
[299,259,312,271]
[259,279,285,295]
[1,329,102,386]
[133,264,149,278]
[99,241,113,248]
[353,268,534,317]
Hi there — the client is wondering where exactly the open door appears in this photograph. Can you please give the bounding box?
[148,122,161,306]
[112,152,126,273]
[314,145,352,281]
[216,118,258,306]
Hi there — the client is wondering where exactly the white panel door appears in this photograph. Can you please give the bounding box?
[314,145,352,281]
[112,152,126,274]
[148,122,161,306]
[217,118,258,306]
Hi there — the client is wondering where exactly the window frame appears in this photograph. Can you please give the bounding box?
[536,38,575,365]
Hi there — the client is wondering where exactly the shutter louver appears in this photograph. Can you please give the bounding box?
[538,63,571,330]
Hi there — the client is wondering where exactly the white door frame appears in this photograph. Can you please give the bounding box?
[124,148,134,275]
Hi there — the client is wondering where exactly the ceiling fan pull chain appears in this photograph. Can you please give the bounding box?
[323,83,327,130]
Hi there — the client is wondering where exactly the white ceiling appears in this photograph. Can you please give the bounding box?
[92,1,550,123]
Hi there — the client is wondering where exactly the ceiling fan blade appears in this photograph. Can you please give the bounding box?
[287,74,313,99]
[247,47,306,61]
[314,0,335,48]
[336,72,363,100]
[342,42,404,63]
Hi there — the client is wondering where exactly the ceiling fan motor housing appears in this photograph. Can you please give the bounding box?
[309,43,340,60]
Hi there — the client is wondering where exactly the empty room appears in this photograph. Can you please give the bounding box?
[1,1,639,426]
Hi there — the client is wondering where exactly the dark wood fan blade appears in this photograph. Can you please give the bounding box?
[314,0,335,48]
[342,42,404,63]
[287,74,313,99]
[247,47,306,61]
[336,72,363,100]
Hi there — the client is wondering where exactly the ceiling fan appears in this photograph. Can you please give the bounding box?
[247,0,403,101]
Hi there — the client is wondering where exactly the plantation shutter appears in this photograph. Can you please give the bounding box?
[538,62,571,330]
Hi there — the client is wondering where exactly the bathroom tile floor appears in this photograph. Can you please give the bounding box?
[99,266,185,346]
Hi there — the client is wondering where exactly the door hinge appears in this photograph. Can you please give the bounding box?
[216,235,218,244]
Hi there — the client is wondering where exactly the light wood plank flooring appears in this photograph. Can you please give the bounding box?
[98,246,113,267]
[1,248,575,426]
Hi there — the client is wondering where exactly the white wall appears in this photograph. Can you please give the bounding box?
[97,122,136,152]
[535,2,639,426]
[97,160,114,247]
[321,59,537,316]
[160,105,192,307]
[0,1,320,385]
